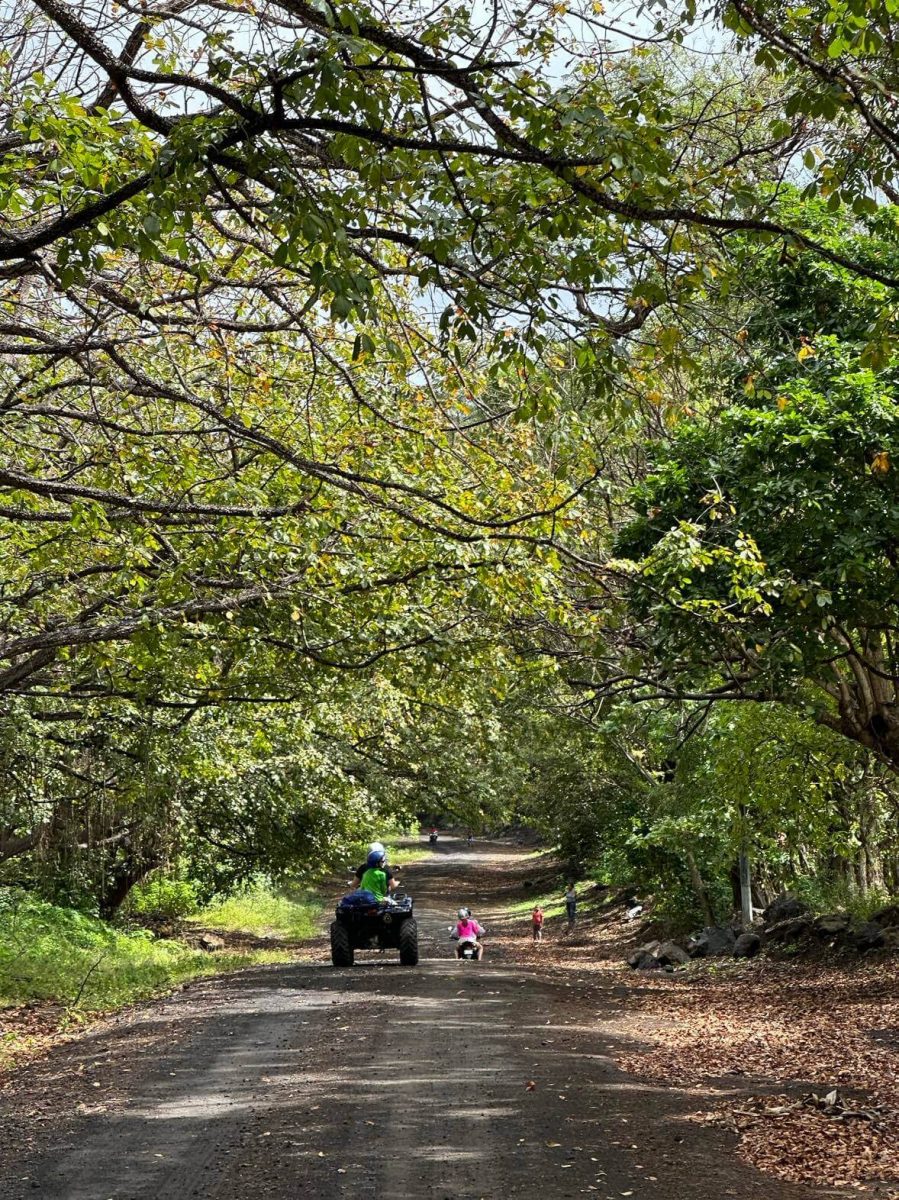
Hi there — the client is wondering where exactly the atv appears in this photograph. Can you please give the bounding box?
[330,890,419,967]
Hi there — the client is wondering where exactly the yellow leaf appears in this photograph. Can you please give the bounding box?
[776,395,790,410]
[797,343,816,362]
[872,450,891,474]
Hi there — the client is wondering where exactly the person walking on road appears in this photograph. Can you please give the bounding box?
[531,905,544,942]
[564,883,577,931]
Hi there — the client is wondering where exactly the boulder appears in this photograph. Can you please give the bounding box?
[639,940,662,957]
[850,922,886,952]
[627,949,661,970]
[657,940,690,967]
[881,927,899,951]
[871,904,899,928]
[763,894,809,924]
[688,925,736,958]
[198,933,225,952]
[763,916,813,944]
[733,932,761,959]
[813,913,851,938]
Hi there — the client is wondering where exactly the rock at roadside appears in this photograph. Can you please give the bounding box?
[199,933,225,952]
[813,913,851,938]
[872,904,899,928]
[688,925,736,958]
[850,922,886,952]
[639,940,662,958]
[733,932,761,959]
[657,940,690,966]
[763,894,809,924]
[627,949,661,970]
[763,915,813,944]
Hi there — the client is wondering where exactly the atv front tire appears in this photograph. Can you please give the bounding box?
[398,918,419,966]
[330,920,354,967]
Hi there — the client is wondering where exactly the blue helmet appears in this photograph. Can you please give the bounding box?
[366,849,386,869]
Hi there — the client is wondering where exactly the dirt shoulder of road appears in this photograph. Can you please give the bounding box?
[478,849,899,1198]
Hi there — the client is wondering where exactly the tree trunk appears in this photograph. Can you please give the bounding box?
[685,848,715,925]
[98,852,159,919]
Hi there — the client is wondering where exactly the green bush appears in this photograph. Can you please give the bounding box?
[791,875,893,921]
[193,885,321,939]
[127,874,200,922]
[0,890,287,1015]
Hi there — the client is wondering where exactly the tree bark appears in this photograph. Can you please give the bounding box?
[685,848,715,925]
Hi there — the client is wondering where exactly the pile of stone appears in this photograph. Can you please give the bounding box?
[626,894,899,970]
[760,894,899,954]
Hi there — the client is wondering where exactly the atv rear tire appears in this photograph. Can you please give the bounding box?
[330,920,354,967]
[398,918,419,966]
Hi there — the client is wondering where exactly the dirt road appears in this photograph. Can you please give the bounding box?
[0,843,822,1199]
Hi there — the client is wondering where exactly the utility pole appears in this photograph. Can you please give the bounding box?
[738,803,753,928]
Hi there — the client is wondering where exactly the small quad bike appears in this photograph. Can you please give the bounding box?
[330,890,419,967]
[456,939,481,961]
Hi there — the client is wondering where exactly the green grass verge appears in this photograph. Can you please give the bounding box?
[0,893,291,1019]
[506,892,569,919]
[387,844,427,868]
[191,887,322,939]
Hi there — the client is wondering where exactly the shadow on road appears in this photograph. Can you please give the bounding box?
[0,843,827,1200]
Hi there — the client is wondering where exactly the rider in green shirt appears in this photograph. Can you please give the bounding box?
[359,849,390,899]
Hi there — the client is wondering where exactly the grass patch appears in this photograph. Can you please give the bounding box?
[192,887,322,939]
[506,892,569,919]
[387,844,427,869]
[0,892,289,1022]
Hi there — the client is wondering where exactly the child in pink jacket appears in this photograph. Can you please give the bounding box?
[453,908,484,959]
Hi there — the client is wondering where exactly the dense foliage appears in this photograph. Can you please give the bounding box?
[1,1,898,930]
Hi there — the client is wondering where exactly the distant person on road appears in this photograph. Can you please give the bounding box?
[565,883,577,931]
[531,905,544,942]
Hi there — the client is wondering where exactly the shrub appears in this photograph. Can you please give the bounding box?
[0,890,286,1015]
[194,885,320,939]
[127,875,200,922]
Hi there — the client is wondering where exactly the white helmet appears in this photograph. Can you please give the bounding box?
[368,841,385,857]
[457,906,471,919]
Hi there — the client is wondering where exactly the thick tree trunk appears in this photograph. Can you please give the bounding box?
[98,852,160,919]
[826,633,899,771]
[0,824,49,862]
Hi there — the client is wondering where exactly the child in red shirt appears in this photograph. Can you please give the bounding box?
[532,905,544,942]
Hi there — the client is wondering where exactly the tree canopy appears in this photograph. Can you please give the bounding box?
[3,0,899,921]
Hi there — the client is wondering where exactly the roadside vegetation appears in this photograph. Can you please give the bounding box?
[0,891,294,1011]
[191,888,322,941]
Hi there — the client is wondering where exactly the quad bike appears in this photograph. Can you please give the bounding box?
[428,830,438,847]
[330,890,419,967]
[449,926,485,961]
[456,939,481,961]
